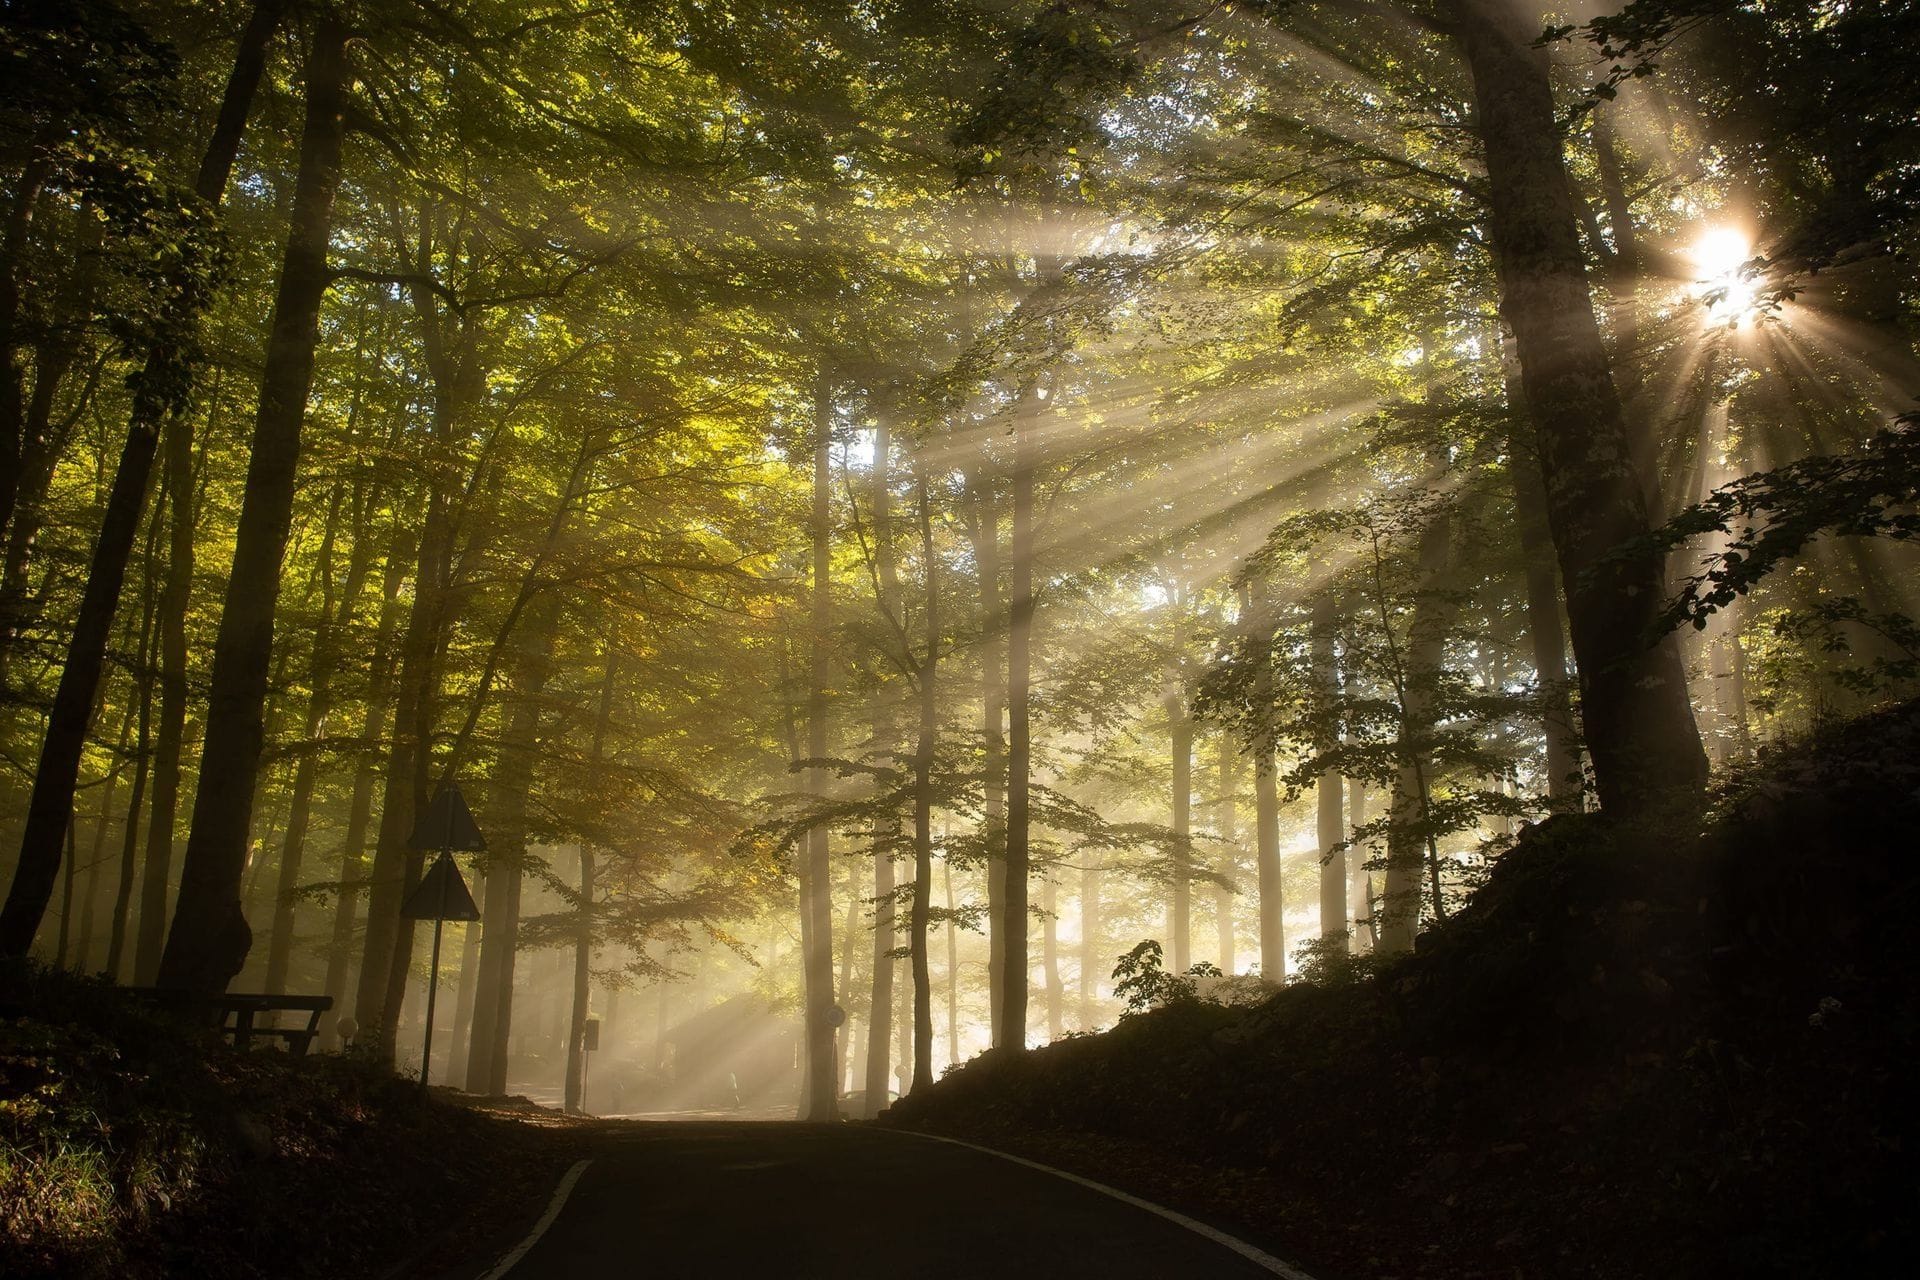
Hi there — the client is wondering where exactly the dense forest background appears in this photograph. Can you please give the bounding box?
[1,0,1914,1122]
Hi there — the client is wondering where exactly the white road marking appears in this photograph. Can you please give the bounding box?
[475,1158,593,1280]
[892,1129,1319,1280]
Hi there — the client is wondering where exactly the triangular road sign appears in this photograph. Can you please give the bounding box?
[408,783,486,852]
[401,853,481,921]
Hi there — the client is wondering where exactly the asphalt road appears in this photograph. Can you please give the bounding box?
[477,1121,1302,1279]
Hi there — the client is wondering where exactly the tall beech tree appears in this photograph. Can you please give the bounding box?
[0,0,285,959]
[157,14,352,993]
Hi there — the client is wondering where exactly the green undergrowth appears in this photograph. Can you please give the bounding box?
[0,968,576,1279]
[887,700,1920,1279]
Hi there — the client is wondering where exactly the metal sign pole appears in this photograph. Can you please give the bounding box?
[418,842,450,1098]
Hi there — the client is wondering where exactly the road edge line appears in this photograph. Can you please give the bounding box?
[887,1129,1318,1280]
[474,1157,593,1280]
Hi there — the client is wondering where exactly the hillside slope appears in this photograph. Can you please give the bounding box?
[887,701,1920,1278]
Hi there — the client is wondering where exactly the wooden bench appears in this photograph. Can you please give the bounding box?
[214,993,333,1056]
[123,989,334,1056]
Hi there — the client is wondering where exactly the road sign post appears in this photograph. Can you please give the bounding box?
[402,784,485,1098]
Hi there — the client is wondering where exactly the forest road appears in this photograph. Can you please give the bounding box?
[451,1120,1310,1279]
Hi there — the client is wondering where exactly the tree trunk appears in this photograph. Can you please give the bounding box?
[2,0,284,962]
[1000,391,1036,1049]
[1312,595,1347,952]
[1378,508,1451,956]
[567,645,617,1113]
[263,485,356,990]
[943,857,959,1069]
[106,482,164,979]
[862,420,898,1117]
[320,534,410,1037]
[1246,582,1283,979]
[964,473,1008,1045]
[445,874,483,1086]
[157,18,351,993]
[801,375,838,1121]
[1349,779,1373,952]
[564,846,595,1114]
[466,598,557,1096]
[1079,859,1100,1028]
[1214,735,1237,972]
[1165,676,1192,974]
[1451,0,1706,812]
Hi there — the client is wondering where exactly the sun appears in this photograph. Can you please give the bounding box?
[1689,226,1763,327]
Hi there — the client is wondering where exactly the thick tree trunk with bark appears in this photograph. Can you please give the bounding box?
[1451,0,1706,812]
[1,0,285,963]
[156,18,351,994]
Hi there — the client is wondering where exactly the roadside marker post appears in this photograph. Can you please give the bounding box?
[402,784,485,1097]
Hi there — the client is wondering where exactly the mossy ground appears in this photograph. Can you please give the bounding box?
[0,968,587,1279]
[887,701,1920,1278]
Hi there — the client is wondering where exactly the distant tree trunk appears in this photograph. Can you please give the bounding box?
[1041,875,1064,1041]
[1349,779,1374,952]
[862,421,899,1116]
[1165,674,1192,974]
[465,599,557,1096]
[320,535,410,1038]
[566,646,616,1114]
[1214,735,1237,972]
[837,866,859,1097]
[943,858,959,1068]
[1378,508,1451,956]
[801,375,838,1121]
[264,485,359,990]
[445,874,483,1085]
[564,847,595,1114]
[1313,595,1347,953]
[1245,582,1283,979]
[1451,0,1707,812]
[106,487,164,979]
[1079,858,1100,1028]
[134,393,213,984]
[157,17,352,994]
[77,696,138,971]
[909,476,939,1091]
[964,472,1008,1045]
[1000,388,1037,1049]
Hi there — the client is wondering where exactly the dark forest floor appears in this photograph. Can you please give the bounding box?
[0,971,590,1279]
[886,699,1920,1279]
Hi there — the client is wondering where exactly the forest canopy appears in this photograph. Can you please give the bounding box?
[0,0,1914,1122]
